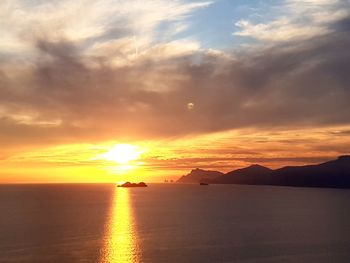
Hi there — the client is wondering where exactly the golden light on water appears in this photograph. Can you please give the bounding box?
[100,188,140,263]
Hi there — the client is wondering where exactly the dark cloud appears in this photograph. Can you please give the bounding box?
[1,16,350,146]
[333,16,350,32]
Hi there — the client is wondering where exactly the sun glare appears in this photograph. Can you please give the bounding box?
[103,144,143,164]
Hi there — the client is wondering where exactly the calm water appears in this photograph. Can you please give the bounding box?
[1,184,350,263]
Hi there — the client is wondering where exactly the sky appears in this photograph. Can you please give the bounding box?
[1,0,350,183]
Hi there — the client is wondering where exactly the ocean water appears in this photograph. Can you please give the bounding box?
[0,184,350,263]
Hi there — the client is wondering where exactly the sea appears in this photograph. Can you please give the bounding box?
[1,184,350,263]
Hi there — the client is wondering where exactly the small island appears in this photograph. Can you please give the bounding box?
[117,182,148,187]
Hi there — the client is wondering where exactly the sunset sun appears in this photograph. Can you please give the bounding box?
[103,144,143,164]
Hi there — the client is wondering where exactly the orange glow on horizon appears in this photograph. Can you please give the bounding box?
[1,125,350,183]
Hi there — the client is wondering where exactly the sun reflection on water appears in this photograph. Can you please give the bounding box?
[100,188,140,263]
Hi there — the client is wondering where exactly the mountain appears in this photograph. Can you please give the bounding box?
[179,156,350,188]
[177,168,223,183]
[269,155,350,188]
[210,164,273,185]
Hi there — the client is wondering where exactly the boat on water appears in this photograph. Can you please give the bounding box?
[118,182,148,187]
[200,182,209,186]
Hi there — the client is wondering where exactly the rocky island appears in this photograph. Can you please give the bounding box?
[118,182,148,187]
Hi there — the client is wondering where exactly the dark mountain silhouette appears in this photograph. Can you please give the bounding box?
[208,164,273,185]
[178,156,350,188]
[177,168,224,183]
[268,155,350,188]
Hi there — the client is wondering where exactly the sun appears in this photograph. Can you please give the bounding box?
[103,144,143,164]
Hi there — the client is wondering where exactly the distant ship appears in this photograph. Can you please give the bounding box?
[118,182,147,187]
[200,182,209,186]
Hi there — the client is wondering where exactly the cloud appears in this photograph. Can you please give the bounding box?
[235,18,329,42]
[234,0,349,42]
[0,0,350,151]
[0,0,212,58]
